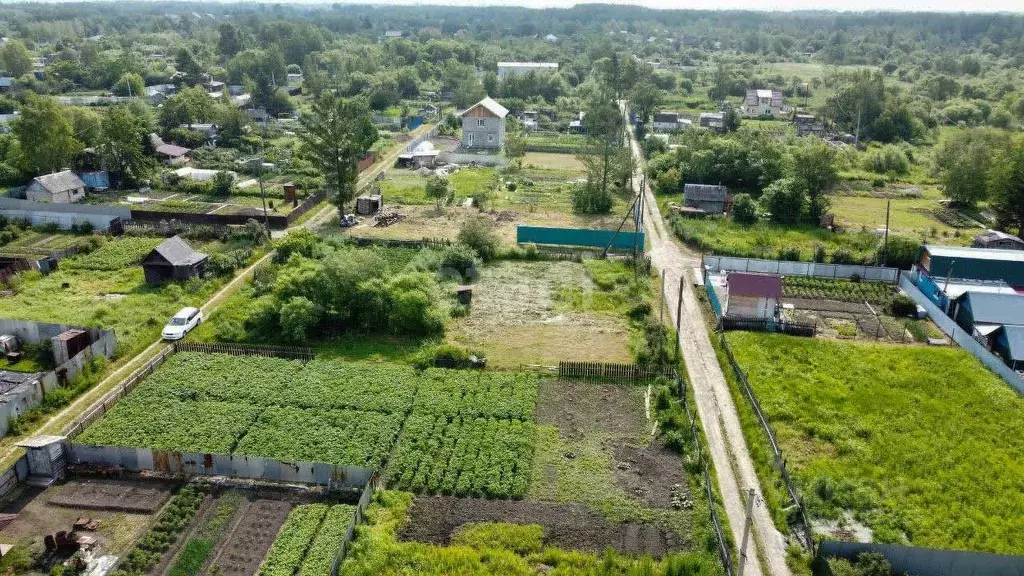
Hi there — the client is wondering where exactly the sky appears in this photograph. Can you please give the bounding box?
[329,0,1024,13]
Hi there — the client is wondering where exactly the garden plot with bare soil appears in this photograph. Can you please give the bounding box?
[783,297,945,343]
[447,260,633,367]
[529,378,697,548]
[0,478,174,572]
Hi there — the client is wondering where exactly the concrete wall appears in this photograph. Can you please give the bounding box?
[0,197,129,231]
[819,540,1024,576]
[704,255,899,283]
[901,272,1024,394]
[69,444,373,489]
[462,116,504,149]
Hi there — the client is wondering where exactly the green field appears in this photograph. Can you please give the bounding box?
[78,352,540,496]
[666,210,881,263]
[378,167,496,205]
[724,332,1024,554]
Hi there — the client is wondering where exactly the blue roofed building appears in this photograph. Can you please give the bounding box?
[949,291,1024,339]
[917,244,1024,287]
[991,325,1024,371]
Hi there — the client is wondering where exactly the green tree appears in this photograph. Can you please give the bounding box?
[731,193,758,224]
[457,216,501,261]
[504,126,526,168]
[298,93,377,212]
[175,47,205,86]
[98,105,150,188]
[218,23,242,58]
[12,95,83,175]
[988,137,1024,233]
[629,80,661,127]
[761,178,807,224]
[112,72,144,97]
[212,171,236,196]
[160,85,219,131]
[424,175,451,209]
[65,107,102,148]
[581,95,626,199]
[788,138,838,218]
[0,40,32,78]
[279,296,321,343]
[935,128,1006,206]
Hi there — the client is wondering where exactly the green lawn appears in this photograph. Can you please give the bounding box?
[830,193,982,243]
[725,332,1024,554]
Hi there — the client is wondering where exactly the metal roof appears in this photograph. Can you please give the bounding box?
[460,97,509,119]
[684,183,728,201]
[150,236,208,267]
[956,292,1024,326]
[925,244,1024,263]
[156,143,190,157]
[32,170,85,194]
[998,325,1024,360]
[727,272,783,299]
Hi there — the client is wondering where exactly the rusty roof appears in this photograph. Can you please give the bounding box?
[727,272,783,299]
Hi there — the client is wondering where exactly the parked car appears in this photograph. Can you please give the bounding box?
[162,307,203,340]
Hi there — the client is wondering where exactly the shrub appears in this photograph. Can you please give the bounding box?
[830,249,857,264]
[279,296,321,343]
[813,244,827,263]
[457,216,501,261]
[889,294,917,317]
[412,343,485,370]
[761,178,807,224]
[570,183,613,214]
[439,245,479,279]
[778,246,801,261]
[863,145,910,176]
[275,228,323,261]
[732,193,758,224]
[211,171,236,196]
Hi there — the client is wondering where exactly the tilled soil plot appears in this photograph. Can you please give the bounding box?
[534,378,647,442]
[612,443,690,509]
[47,478,176,513]
[204,497,294,576]
[400,496,683,557]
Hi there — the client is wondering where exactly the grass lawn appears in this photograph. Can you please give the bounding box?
[665,208,881,263]
[378,167,496,206]
[522,152,587,172]
[724,332,1024,554]
[829,185,984,243]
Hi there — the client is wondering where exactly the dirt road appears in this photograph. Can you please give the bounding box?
[622,103,791,576]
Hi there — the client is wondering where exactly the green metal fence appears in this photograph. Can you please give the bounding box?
[517,225,644,251]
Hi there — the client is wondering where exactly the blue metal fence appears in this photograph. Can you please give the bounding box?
[516,225,644,251]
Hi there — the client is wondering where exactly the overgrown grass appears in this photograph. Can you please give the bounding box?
[341,490,722,576]
[725,332,1024,554]
[666,211,880,264]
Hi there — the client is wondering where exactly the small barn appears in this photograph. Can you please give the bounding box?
[683,184,728,215]
[724,273,782,319]
[950,291,1024,338]
[991,325,1024,371]
[918,245,1024,286]
[141,236,208,285]
[972,230,1024,251]
[26,171,86,204]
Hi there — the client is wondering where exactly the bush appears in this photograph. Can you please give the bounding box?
[439,245,479,279]
[863,145,910,176]
[877,235,920,269]
[761,178,807,224]
[778,246,801,261]
[570,183,613,214]
[830,249,857,264]
[889,294,917,317]
[412,343,485,370]
[211,171,235,196]
[279,296,321,342]
[732,193,758,224]
[457,216,501,261]
[275,228,323,261]
[813,244,827,263]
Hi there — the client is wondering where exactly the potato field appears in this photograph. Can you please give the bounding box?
[78,352,540,495]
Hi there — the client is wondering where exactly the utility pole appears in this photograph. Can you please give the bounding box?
[675,274,684,364]
[881,198,891,266]
[737,488,756,576]
[854,100,862,148]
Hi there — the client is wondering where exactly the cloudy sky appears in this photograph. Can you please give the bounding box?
[338,0,1023,13]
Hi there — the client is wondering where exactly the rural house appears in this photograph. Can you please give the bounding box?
[458,97,508,150]
[141,236,208,285]
[683,183,729,215]
[741,89,785,117]
[652,111,691,132]
[972,230,1024,251]
[699,112,725,132]
[724,273,782,319]
[150,134,190,165]
[950,292,1024,339]
[26,171,86,204]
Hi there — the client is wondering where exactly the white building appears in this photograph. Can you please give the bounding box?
[741,89,786,118]
[496,62,559,79]
[652,111,691,133]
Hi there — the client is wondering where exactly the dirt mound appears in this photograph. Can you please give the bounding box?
[400,496,684,557]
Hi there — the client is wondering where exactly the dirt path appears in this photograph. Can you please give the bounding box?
[621,102,791,576]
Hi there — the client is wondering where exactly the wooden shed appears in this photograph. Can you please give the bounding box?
[141,236,208,285]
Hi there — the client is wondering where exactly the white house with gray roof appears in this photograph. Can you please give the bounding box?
[458,97,509,150]
[26,171,86,204]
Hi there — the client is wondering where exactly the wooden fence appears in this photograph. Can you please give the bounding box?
[718,332,815,552]
[129,191,326,230]
[557,361,675,382]
[173,341,314,361]
[64,345,176,439]
[330,472,379,575]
